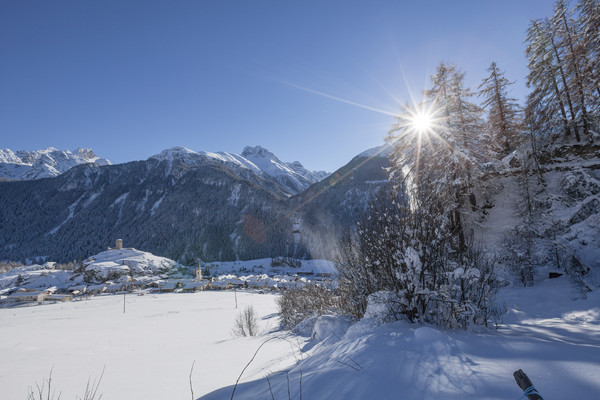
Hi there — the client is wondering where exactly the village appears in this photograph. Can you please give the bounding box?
[0,239,335,307]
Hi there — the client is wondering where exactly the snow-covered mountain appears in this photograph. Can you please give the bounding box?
[0,145,385,263]
[241,145,329,194]
[148,145,329,195]
[0,147,111,181]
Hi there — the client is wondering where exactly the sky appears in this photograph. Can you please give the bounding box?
[0,0,555,172]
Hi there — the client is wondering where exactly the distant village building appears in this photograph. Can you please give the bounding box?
[47,294,73,302]
[115,239,123,250]
[6,291,49,302]
[68,285,87,295]
[181,280,209,292]
[159,281,180,293]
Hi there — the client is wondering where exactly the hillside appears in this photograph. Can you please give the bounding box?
[0,145,388,263]
[474,140,600,279]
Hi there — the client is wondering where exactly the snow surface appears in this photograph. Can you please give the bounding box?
[0,147,111,180]
[1,276,598,399]
[150,145,329,194]
[0,292,298,400]
[201,277,600,399]
[84,248,175,281]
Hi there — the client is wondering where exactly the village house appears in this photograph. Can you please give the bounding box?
[159,281,180,293]
[68,285,87,295]
[209,280,232,290]
[47,294,73,302]
[86,284,107,295]
[5,290,49,302]
[181,280,209,293]
[105,282,126,293]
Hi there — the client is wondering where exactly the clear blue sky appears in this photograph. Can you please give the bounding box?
[1,0,554,172]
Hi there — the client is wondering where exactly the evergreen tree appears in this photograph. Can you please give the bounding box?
[526,18,579,140]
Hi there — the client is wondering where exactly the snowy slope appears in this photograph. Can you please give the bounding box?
[241,145,327,194]
[474,141,600,276]
[150,146,328,195]
[0,147,111,180]
[201,276,600,399]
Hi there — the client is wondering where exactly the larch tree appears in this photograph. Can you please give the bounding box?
[335,62,499,329]
[553,0,592,138]
[575,0,600,126]
[478,62,523,157]
[411,62,486,253]
[526,18,579,140]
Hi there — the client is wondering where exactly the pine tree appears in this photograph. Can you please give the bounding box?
[478,62,523,157]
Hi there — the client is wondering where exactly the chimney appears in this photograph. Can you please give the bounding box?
[115,239,123,250]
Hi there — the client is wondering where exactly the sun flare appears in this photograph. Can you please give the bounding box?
[410,111,433,134]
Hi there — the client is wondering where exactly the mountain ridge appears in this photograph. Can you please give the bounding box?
[0,145,390,263]
[0,147,111,181]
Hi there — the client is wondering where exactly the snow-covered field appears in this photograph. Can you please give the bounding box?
[0,291,304,400]
[2,277,599,399]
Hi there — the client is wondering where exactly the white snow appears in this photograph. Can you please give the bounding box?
[0,273,598,399]
[0,292,297,400]
[48,195,85,235]
[149,145,329,194]
[201,277,600,399]
[84,248,175,280]
[150,195,165,216]
[0,147,111,180]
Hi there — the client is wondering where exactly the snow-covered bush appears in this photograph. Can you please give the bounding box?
[336,190,499,329]
[277,285,337,330]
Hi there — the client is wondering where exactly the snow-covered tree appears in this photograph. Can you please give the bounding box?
[478,62,523,156]
[553,0,593,138]
[334,63,499,329]
[526,0,600,141]
[576,0,600,108]
[389,63,486,253]
[526,18,580,140]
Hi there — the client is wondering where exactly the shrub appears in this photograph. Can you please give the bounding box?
[233,305,259,337]
[277,285,336,330]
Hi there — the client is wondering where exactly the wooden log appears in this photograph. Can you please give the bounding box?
[513,369,543,400]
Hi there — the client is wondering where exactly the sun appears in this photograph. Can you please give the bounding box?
[410,111,433,134]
